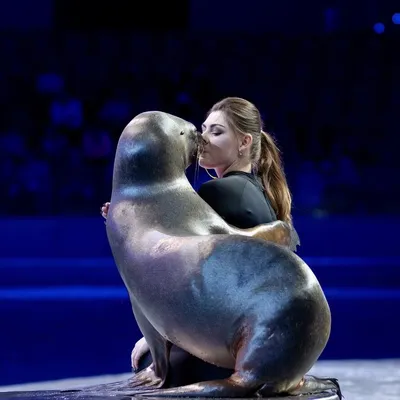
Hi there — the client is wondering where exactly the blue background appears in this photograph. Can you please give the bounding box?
[1,0,399,387]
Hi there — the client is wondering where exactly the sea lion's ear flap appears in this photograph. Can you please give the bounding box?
[180,131,185,135]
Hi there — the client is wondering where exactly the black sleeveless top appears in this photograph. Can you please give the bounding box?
[197,171,277,229]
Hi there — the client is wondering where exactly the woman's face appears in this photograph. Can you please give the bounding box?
[199,111,239,171]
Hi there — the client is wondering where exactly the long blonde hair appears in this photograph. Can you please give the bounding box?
[209,97,292,224]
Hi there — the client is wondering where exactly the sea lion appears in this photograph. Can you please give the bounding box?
[105,111,341,398]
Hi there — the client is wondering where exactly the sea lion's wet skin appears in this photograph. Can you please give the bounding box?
[105,111,341,399]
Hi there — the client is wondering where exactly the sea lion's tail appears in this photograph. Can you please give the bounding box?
[289,375,343,399]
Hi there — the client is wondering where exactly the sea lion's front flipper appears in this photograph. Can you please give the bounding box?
[129,299,172,389]
[229,220,300,252]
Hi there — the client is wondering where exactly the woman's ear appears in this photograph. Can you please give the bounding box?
[239,134,253,152]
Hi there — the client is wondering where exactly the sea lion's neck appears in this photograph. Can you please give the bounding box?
[114,175,192,199]
[108,176,234,241]
[113,172,185,190]
[112,140,189,189]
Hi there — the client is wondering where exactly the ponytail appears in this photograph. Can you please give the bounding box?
[258,130,292,224]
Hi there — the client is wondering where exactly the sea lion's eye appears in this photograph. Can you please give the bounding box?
[180,131,185,135]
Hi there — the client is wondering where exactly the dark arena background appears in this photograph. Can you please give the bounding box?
[0,0,399,399]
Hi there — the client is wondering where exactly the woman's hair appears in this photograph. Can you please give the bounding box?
[209,97,292,224]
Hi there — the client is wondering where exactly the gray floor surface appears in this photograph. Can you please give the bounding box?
[0,359,398,399]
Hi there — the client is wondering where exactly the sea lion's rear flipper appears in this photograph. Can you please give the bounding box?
[132,375,256,398]
[283,375,342,399]
[133,374,342,399]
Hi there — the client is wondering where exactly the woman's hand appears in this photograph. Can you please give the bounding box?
[100,202,110,219]
[131,337,150,370]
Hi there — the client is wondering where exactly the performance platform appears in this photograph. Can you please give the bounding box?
[0,359,399,400]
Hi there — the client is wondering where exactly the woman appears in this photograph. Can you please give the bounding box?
[101,97,297,385]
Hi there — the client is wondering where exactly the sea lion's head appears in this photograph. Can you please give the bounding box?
[112,111,204,188]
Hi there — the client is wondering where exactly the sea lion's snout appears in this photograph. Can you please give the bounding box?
[196,131,208,153]
[187,130,206,166]
[194,131,209,164]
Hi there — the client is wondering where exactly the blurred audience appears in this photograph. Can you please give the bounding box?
[1,31,398,216]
